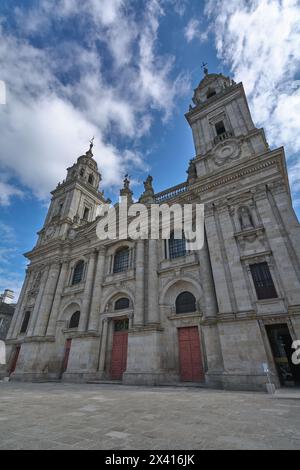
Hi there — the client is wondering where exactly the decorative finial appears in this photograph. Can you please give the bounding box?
[202,61,208,75]
[86,137,94,156]
[123,174,130,189]
[120,173,133,202]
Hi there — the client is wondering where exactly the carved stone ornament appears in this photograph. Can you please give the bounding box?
[213,139,241,166]
[45,225,55,239]
[68,228,77,240]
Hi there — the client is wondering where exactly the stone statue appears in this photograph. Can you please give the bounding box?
[123,174,130,190]
[187,159,197,183]
[120,174,133,203]
[239,206,254,230]
[139,175,154,204]
[144,175,153,193]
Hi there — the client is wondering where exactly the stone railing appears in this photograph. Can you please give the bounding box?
[213,130,233,145]
[154,182,188,203]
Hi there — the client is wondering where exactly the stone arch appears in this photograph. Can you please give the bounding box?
[159,276,203,311]
[58,301,81,323]
[106,240,135,256]
[101,288,134,313]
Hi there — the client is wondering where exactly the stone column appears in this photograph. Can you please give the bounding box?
[147,239,159,324]
[134,239,145,326]
[46,260,69,336]
[198,232,218,318]
[98,317,109,373]
[34,261,61,336]
[88,247,106,331]
[26,267,50,336]
[7,268,32,338]
[78,250,97,332]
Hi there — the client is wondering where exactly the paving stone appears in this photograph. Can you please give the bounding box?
[0,382,300,449]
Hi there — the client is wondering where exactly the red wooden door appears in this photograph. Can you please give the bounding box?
[178,327,204,382]
[9,346,21,375]
[61,338,72,375]
[110,330,128,380]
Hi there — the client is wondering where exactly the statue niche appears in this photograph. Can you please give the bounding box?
[238,206,254,231]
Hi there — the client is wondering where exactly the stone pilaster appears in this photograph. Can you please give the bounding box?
[147,239,159,324]
[46,260,69,336]
[88,247,106,331]
[78,250,97,332]
[34,262,61,337]
[134,239,145,326]
[198,232,218,318]
[7,268,32,339]
[26,267,49,337]
[98,317,109,374]
[205,205,232,314]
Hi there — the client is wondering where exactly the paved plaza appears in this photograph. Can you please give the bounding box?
[0,382,300,450]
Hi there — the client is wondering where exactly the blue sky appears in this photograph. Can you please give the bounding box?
[0,0,300,299]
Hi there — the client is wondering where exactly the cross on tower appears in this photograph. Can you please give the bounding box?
[201,62,208,75]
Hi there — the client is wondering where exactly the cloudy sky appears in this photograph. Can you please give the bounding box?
[0,0,300,299]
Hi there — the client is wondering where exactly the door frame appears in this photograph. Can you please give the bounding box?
[60,338,72,378]
[109,317,129,380]
[177,325,205,383]
[8,345,21,375]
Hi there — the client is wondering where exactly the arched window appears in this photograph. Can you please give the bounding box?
[115,297,130,310]
[113,247,129,273]
[88,174,94,185]
[207,88,216,99]
[72,260,84,285]
[176,292,196,314]
[169,231,186,259]
[69,311,80,328]
[82,207,90,221]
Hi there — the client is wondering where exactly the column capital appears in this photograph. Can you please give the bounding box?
[98,245,106,254]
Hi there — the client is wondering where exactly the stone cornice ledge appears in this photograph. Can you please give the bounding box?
[61,331,100,338]
[129,324,164,334]
[23,335,56,343]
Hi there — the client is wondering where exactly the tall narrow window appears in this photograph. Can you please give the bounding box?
[58,201,64,216]
[88,174,94,185]
[176,292,196,314]
[69,311,80,329]
[207,89,216,99]
[83,207,89,221]
[215,121,226,136]
[20,311,31,334]
[250,262,278,300]
[113,248,129,273]
[72,260,84,285]
[169,231,186,259]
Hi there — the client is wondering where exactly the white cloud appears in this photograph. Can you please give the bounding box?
[0,224,23,300]
[0,181,24,206]
[184,19,200,42]
[184,18,209,43]
[205,0,300,201]
[0,0,190,204]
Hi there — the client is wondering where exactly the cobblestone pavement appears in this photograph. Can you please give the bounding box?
[0,382,300,450]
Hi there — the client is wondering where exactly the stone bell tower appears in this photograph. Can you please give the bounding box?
[185,69,269,177]
[37,140,106,246]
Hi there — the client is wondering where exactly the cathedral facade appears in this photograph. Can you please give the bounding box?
[4,72,300,390]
